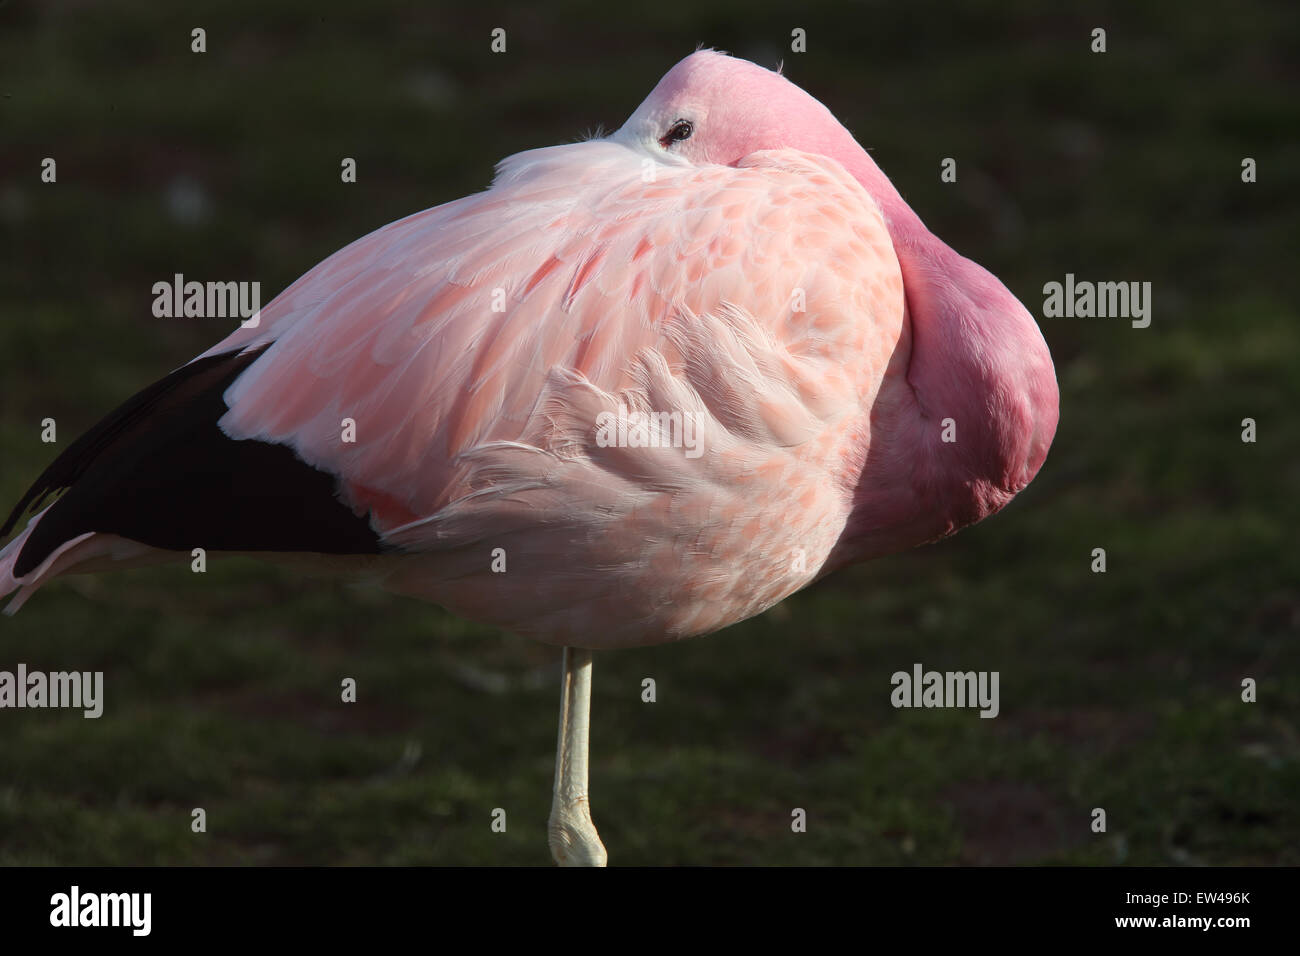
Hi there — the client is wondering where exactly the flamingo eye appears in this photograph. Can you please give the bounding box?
[658,119,693,148]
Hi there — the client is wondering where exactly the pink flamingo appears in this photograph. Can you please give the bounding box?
[0,51,1058,865]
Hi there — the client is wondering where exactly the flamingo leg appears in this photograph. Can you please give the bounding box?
[547,646,607,866]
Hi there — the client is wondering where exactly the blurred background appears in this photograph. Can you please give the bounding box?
[0,0,1296,864]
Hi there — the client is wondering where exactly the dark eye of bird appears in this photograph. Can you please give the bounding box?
[659,120,693,148]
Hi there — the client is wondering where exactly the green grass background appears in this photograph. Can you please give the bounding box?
[0,0,1296,864]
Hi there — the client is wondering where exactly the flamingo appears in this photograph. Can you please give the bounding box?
[0,51,1058,866]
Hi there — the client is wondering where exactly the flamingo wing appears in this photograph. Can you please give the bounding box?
[214,141,905,537]
[3,141,906,641]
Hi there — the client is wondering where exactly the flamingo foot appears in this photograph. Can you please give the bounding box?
[548,795,607,866]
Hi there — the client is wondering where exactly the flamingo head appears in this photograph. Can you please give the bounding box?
[618,51,1059,539]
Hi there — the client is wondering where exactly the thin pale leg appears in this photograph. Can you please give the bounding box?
[547,646,607,866]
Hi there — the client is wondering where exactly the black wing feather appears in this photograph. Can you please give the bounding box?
[3,346,384,577]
